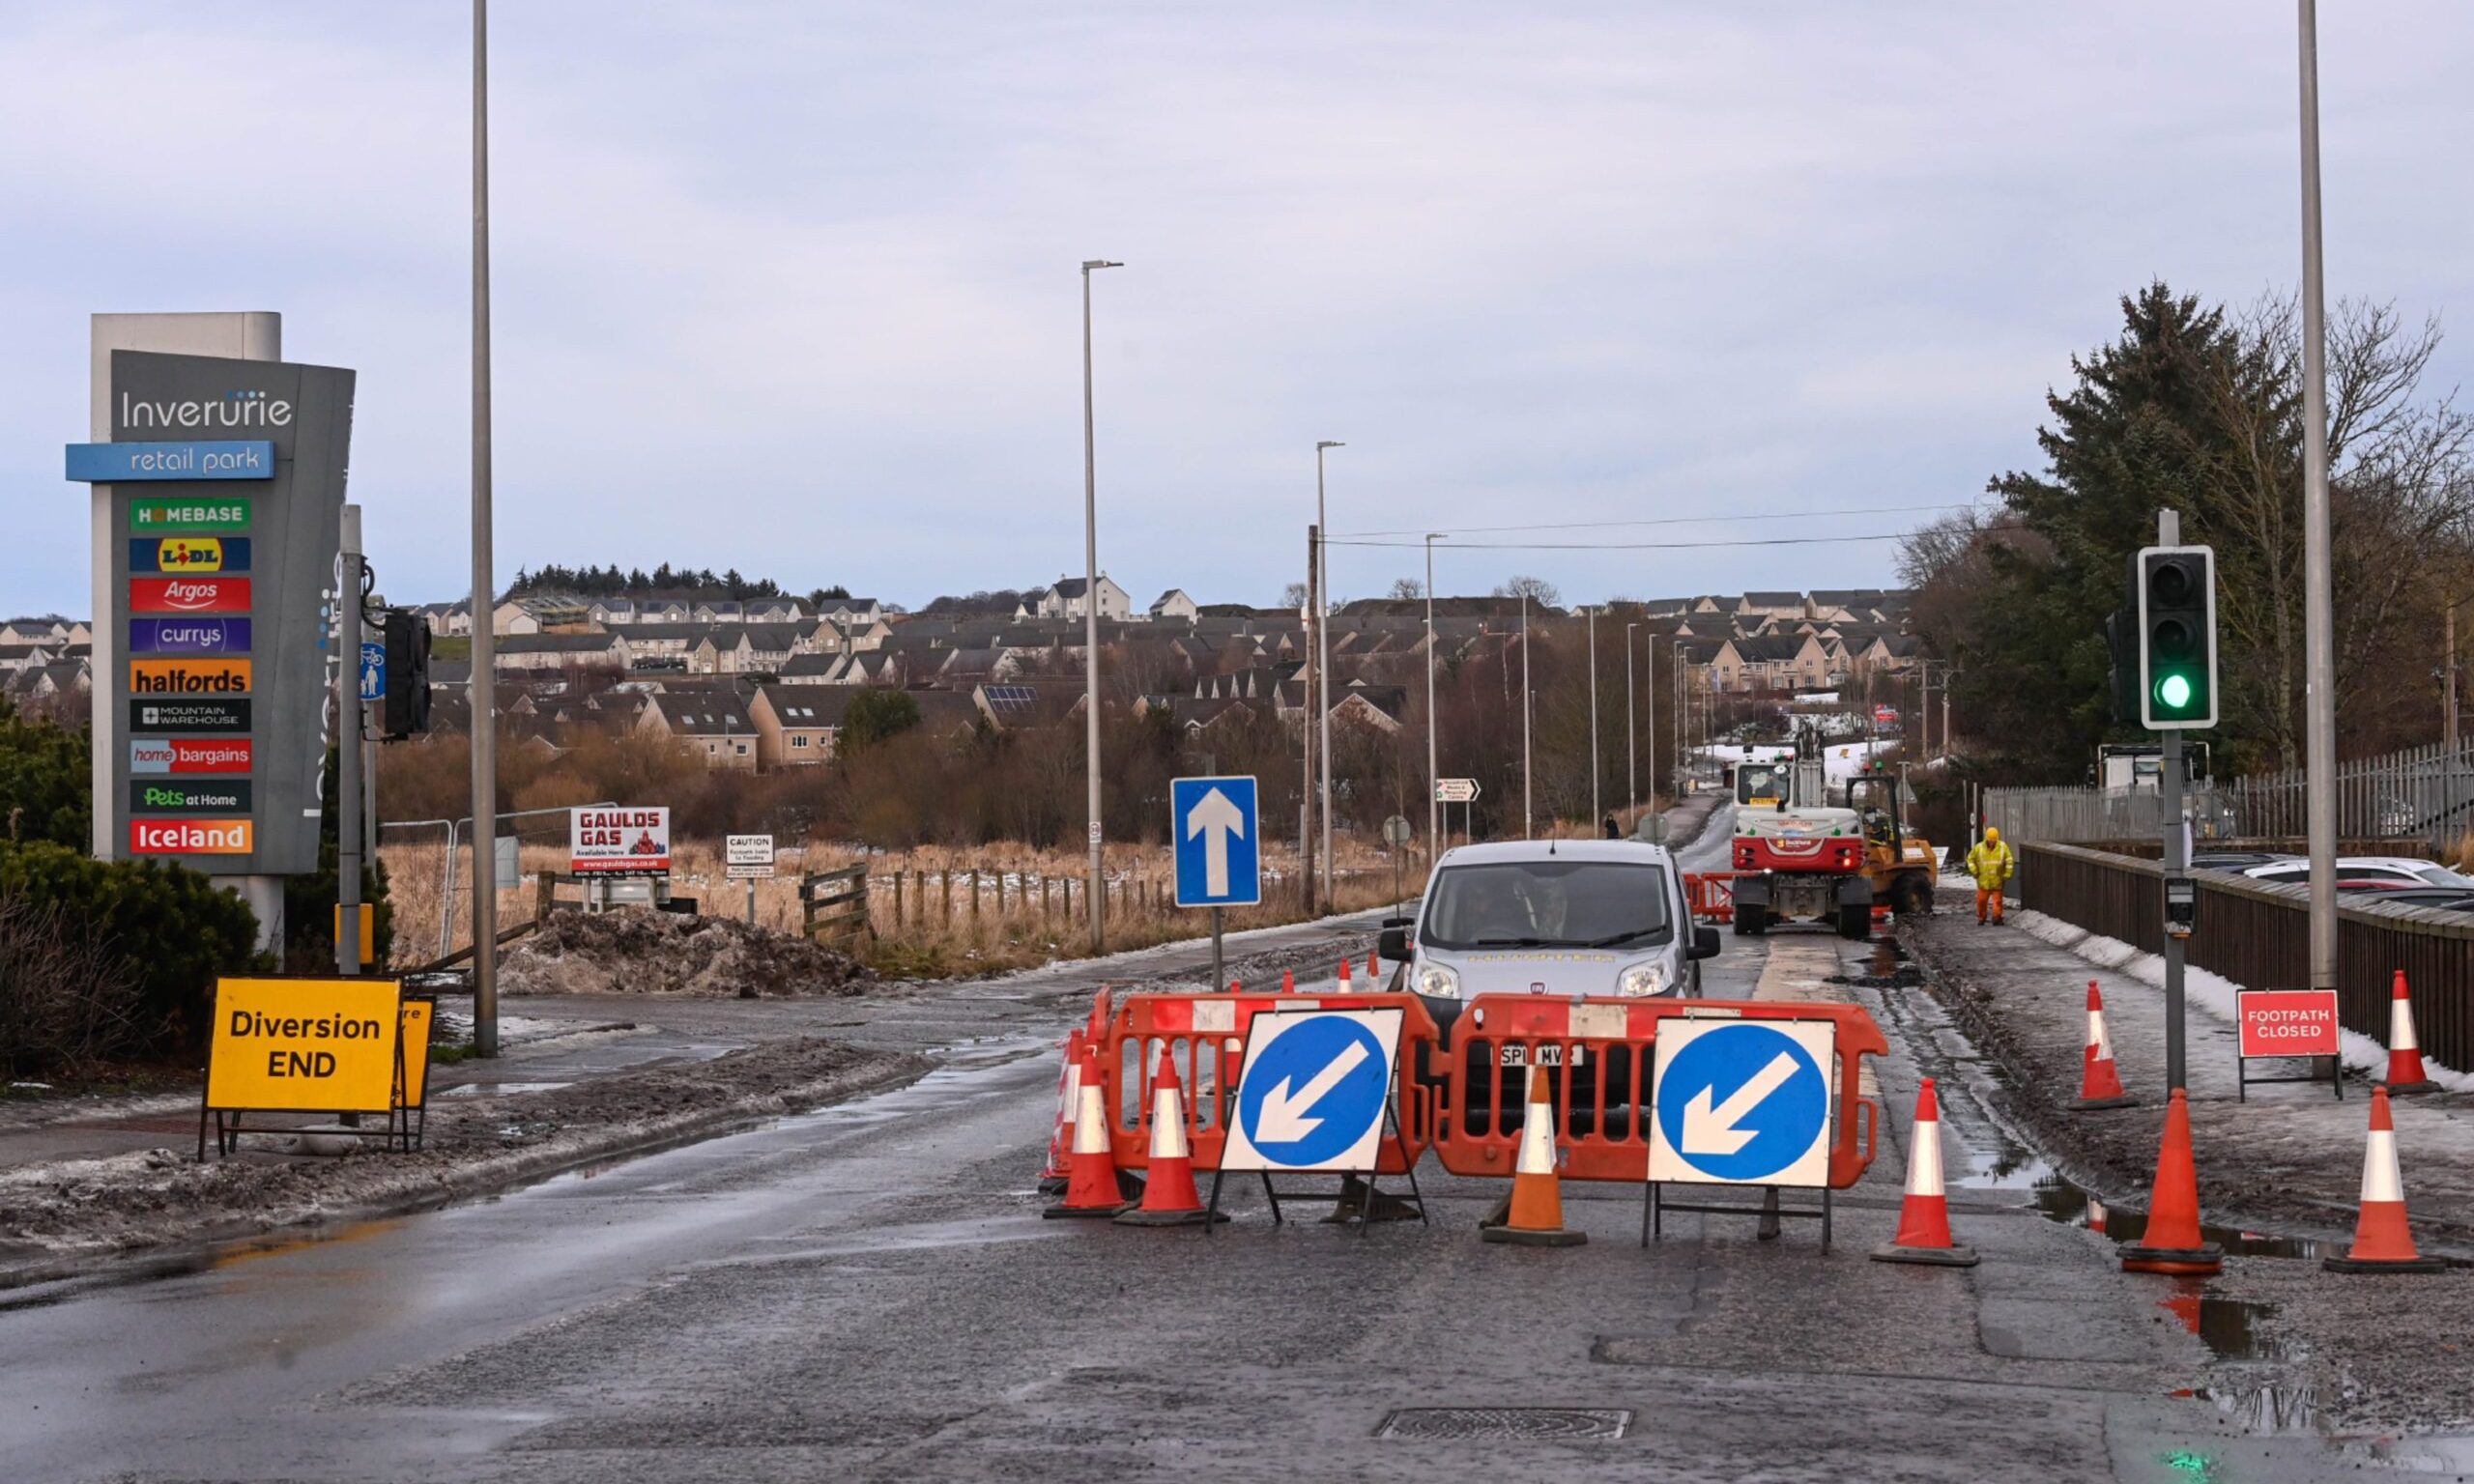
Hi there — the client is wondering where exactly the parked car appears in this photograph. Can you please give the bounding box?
[2241,857,2474,889]
[2192,851,2295,871]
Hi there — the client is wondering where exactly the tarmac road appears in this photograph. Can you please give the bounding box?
[0,835,2390,1483]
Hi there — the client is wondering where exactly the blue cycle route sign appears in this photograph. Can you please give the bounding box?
[1223,1008,1402,1173]
[1649,1019,1834,1187]
[359,642,386,702]
[1170,775,1259,908]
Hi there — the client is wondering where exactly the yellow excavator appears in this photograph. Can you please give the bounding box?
[1842,761,1939,917]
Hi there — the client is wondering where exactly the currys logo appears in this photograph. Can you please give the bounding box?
[129,617,249,655]
[129,577,249,614]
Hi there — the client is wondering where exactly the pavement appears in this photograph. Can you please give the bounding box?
[2,808,2460,1480]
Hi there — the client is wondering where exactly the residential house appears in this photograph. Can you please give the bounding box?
[1033,574,1132,621]
[588,597,637,626]
[491,632,629,671]
[635,690,759,770]
[747,684,863,766]
[816,596,883,627]
[1147,588,1198,621]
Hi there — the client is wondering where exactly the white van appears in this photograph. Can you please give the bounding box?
[1377,838,1719,1032]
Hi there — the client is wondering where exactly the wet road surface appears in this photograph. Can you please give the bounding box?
[0,846,2398,1482]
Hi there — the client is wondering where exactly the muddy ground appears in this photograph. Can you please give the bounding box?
[0,1038,928,1282]
[500,909,877,998]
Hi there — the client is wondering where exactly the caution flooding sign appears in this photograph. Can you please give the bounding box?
[205,978,403,1116]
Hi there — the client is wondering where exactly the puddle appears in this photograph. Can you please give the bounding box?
[1826,938,1926,990]
[2028,1174,2330,1259]
[435,1081,572,1099]
[2157,1289,2321,1433]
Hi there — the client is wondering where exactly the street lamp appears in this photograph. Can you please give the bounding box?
[1587,605,1599,830]
[1079,258,1120,953]
[1424,533,1446,853]
[469,0,501,1055]
[1625,622,1640,817]
[1315,441,1342,912]
[1520,590,1532,839]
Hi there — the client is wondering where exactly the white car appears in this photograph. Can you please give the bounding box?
[2241,856,2474,889]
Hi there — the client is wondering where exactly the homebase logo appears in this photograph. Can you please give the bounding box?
[121,388,292,430]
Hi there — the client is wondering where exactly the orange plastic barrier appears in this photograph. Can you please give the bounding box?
[1683,871,1752,924]
[1098,990,1444,1175]
[1432,994,1884,1189]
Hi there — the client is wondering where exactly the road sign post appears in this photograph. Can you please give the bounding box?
[1172,776,1260,989]
[1211,1004,1423,1234]
[1647,1017,1837,1247]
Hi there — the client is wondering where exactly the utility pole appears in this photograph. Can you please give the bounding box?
[468,0,500,1055]
[1520,590,1532,838]
[337,504,364,975]
[1646,631,1658,811]
[1625,622,1639,816]
[1424,534,1445,854]
[1302,522,1319,915]
[1587,605,1599,828]
[2296,0,2339,995]
[1315,442,1341,912]
[1079,258,1121,954]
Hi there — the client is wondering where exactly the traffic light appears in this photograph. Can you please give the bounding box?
[2136,545,2216,729]
[381,608,431,739]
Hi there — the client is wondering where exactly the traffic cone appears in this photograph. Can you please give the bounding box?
[2070,982,2136,1111]
[1036,1030,1082,1195]
[1481,1067,1585,1246]
[2118,1090,2223,1274]
[1281,968,1296,993]
[2323,1089,2449,1273]
[1044,1043,1130,1219]
[1367,949,1381,981]
[1117,1049,1223,1227]
[1338,957,1354,991]
[2381,971,2439,1095]
[2086,1196,2109,1237]
[1872,1078,1978,1266]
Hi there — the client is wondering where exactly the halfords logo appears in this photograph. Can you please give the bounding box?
[129,818,253,855]
[121,388,292,430]
[129,577,249,614]
[129,659,251,693]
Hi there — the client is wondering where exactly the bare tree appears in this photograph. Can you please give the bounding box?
[1279,581,1310,610]
[1387,577,1424,601]
[1493,575,1562,608]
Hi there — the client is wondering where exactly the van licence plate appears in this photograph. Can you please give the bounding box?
[1500,1044,1581,1067]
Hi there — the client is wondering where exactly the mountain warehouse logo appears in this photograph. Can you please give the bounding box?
[129,659,251,693]
[121,388,292,430]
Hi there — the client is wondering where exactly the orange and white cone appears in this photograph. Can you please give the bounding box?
[1044,1043,1130,1219]
[1367,949,1381,981]
[2381,971,2439,1095]
[1281,968,1296,993]
[1036,1030,1082,1194]
[2119,1089,2223,1274]
[1117,1049,1223,1226]
[2324,1089,2449,1273]
[1338,957,1354,991]
[2071,982,2136,1111]
[1481,1067,1585,1246]
[1873,1078,1978,1266]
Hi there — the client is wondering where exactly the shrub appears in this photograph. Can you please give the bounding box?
[0,699,91,849]
[0,894,145,1078]
[0,842,267,1054]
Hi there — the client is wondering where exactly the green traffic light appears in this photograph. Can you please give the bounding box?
[2155,672,2195,711]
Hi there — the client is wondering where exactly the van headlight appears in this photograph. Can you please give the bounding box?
[1415,962,1460,999]
[1618,962,1669,997]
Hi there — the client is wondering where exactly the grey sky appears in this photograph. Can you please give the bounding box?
[4,2,2469,614]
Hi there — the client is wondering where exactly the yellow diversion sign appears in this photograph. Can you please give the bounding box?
[204,977,403,1120]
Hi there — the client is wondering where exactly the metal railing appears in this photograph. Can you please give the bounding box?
[1987,740,2474,852]
[2020,842,2474,1071]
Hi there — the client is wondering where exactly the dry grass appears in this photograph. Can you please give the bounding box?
[377,836,1430,980]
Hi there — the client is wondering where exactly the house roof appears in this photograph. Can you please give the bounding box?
[753,685,865,729]
[497,632,624,654]
[645,692,755,736]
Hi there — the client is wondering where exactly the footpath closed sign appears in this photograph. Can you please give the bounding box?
[2237,988,2341,1058]
[205,977,402,1115]
[571,806,671,874]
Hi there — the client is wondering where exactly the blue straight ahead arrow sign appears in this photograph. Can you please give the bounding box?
[1171,775,1260,907]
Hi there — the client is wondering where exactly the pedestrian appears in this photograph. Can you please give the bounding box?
[1602,814,1620,840]
[1965,825,2017,926]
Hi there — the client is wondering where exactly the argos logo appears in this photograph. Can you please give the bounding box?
[129,577,250,614]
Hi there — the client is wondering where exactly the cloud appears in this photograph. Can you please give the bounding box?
[2,1,2471,615]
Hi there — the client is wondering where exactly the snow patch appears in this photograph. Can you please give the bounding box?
[2009,909,2474,1092]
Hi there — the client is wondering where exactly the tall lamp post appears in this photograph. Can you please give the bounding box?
[469,0,501,1056]
[1520,589,1532,838]
[1625,622,1640,817]
[1424,533,1446,852]
[2296,0,2339,1000]
[1586,605,1600,829]
[1315,441,1342,910]
[1079,258,1121,953]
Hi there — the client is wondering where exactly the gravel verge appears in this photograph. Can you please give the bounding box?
[0,1037,929,1289]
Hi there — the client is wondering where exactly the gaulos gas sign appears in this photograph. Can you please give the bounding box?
[71,350,356,874]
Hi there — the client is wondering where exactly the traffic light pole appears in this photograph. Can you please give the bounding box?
[2155,507,2189,1094]
[337,503,364,977]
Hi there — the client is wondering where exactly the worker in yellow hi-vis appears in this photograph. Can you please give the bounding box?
[1966,826,2018,926]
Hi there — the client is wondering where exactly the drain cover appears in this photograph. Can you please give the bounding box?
[1376,1408,1631,1441]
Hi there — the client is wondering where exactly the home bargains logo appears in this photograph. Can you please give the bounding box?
[129,536,249,574]
[129,737,252,774]
[129,659,251,694]
[129,818,253,855]
[130,498,250,532]
[130,577,250,614]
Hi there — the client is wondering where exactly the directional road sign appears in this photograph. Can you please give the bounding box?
[359,642,385,702]
[1434,778,1480,804]
[1171,775,1260,907]
[1648,1018,1834,1187]
[1222,1006,1404,1173]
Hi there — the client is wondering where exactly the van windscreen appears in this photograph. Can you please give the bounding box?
[1420,860,1671,951]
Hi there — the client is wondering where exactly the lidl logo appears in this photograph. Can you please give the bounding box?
[130,498,251,532]
[129,659,251,694]
[129,577,250,614]
[129,537,249,575]
[129,818,253,855]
